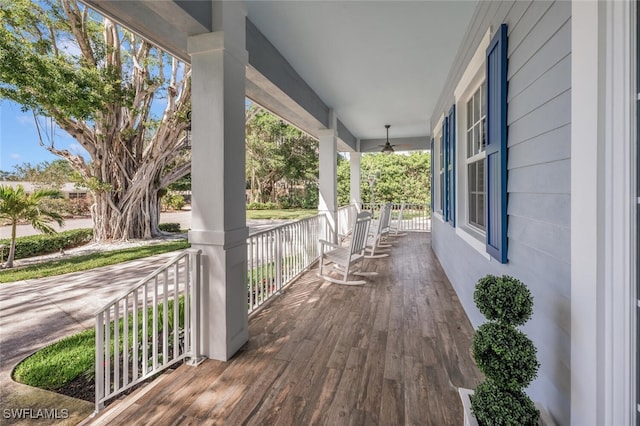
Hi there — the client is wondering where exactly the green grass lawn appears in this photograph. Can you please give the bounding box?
[0,240,190,284]
[246,209,317,220]
[13,329,96,391]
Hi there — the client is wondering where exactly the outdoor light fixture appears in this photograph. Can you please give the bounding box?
[380,124,395,154]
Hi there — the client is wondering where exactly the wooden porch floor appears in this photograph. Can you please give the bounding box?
[89,233,482,426]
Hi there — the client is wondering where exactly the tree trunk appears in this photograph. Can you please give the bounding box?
[5,222,17,268]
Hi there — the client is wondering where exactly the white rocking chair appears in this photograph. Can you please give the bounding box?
[318,211,377,285]
[366,203,393,258]
[389,201,408,237]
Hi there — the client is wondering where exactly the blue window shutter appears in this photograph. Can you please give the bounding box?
[485,24,508,263]
[430,137,435,212]
[448,105,456,227]
[443,117,450,222]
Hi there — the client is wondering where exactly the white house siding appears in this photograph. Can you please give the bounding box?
[430,1,571,424]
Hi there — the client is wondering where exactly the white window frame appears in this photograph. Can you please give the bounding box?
[464,84,487,233]
[453,28,492,254]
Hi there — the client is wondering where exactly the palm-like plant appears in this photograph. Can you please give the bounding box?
[0,185,64,268]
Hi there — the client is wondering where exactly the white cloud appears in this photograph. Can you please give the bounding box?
[10,153,21,159]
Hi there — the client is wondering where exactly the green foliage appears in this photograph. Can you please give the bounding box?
[0,0,126,120]
[471,380,539,426]
[168,174,191,192]
[471,274,540,425]
[161,193,185,211]
[337,152,432,205]
[246,106,318,205]
[10,160,76,188]
[0,228,92,260]
[159,223,181,233]
[473,275,533,326]
[0,240,189,283]
[472,322,539,390]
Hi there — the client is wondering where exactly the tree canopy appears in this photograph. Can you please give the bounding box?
[0,0,191,241]
[245,106,318,207]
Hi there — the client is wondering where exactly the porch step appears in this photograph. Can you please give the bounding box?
[80,368,179,426]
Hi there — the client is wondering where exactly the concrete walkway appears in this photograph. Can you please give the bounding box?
[0,216,291,425]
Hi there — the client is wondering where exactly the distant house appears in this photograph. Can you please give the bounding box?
[0,181,90,199]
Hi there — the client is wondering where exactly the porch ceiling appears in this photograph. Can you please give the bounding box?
[80,0,477,150]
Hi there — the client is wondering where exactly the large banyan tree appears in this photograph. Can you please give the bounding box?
[0,0,191,241]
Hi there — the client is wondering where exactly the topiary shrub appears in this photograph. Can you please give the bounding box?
[472,379,539,426]
[473,275,533,326]
[470,274,540,425]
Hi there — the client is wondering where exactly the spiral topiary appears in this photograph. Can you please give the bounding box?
[470,275,540,425]
[473,275,533,326]
[472,379,539,426]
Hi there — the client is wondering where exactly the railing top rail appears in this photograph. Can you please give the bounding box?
[248,212,326,239]
[94,248,200,316]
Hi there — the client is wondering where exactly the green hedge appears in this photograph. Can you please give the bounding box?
[0,229,93,260]
[159,223,181,233]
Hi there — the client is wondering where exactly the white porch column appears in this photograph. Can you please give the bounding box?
[187,1,248,361]
[350,151,362,206]
[571,1,635,425]
[318,112,338,241]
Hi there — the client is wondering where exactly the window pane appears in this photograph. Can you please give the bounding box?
[478,159,485,191]
[480,118,486,151]
[467,130,473,158]
[467,99,474,130]
[477,194,485,227]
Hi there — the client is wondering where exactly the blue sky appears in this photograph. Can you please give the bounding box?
[1,100,88,172]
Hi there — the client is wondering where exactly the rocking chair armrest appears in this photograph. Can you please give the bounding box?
[319,239,340,249]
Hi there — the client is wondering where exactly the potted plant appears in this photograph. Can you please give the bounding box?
[459,275,553,426]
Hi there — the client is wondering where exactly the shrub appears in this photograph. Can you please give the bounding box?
[471,380,539,426]
[470,274,540,425]
[159,223,181,233]
[474,275,533,326]
[472,322,539,390]
[0,228,93,260]
[162,193,186,211]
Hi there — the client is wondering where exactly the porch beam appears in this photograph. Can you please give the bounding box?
[187,1,249,362]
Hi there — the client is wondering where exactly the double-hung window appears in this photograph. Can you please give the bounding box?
[450,24,508,263]
[466,84,486,231]
[439,132,445,214]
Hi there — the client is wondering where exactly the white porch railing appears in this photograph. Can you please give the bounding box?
[247,213,330,314]
[94,249,201,412]
[94,205,426,411]
[362,202,431,232]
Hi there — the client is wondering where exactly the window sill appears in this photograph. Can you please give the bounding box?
[433,212,444,222]
[455,226,491,261]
